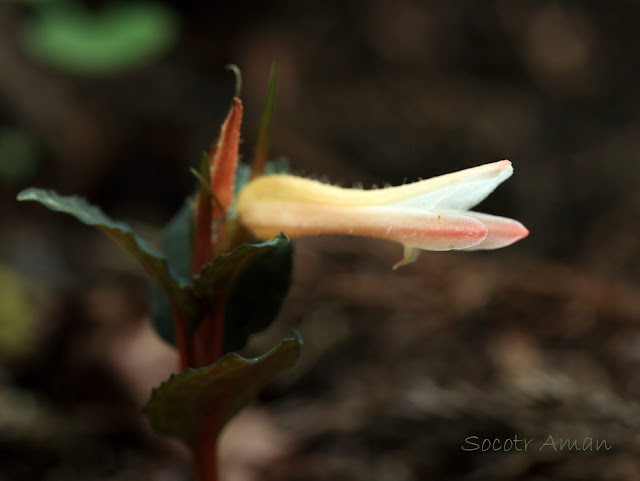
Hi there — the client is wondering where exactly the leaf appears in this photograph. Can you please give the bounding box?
[17,188,200,329]
[20,2,179,75]
[0,128,39,184]
[223,237,293,352]
[148,170,292,348]
[162,199,195,284]
[194,233,289,299]
[0,264,38,357]
[143,331,302,447]
[193,233,292,352]
[251,61,278,179]
[150,198,194,346]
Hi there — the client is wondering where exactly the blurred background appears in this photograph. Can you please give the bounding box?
[2,1,640,480]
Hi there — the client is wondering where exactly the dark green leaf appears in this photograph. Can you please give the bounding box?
[251,61,278,178]
[161,199,194,284]
[150,198,194,345]
[193,233,292,352]
[193,233,288,298]
[17,188,199,329]
[143,331,302,447]
[223,237,293,352]
[0,128,39,184]
[150,158,291,346]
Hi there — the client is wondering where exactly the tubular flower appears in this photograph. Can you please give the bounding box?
[235,160,529,268]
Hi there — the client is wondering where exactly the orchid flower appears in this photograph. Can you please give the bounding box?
[235,160,528,268]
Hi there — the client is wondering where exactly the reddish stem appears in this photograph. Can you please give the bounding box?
[192,187,213,277]
[191,288,229,480]
[171,306,192,371]
[194,410,219,481]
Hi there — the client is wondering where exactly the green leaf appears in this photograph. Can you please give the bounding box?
[17,188,200,329]
[193,233,289,299]
[143,331,302,447]
[189,153,213,196]
[160,198,194,284]
[223,237,293,352]
[193,233,292,352]
[251,61,278,178]
[150,198,194,345]
[0,264,39,357]
[20,2,179,75]
[0,128,39,184]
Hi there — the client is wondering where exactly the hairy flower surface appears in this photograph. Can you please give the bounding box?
[235,160,528,268]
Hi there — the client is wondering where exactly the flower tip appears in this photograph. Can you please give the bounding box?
[504,219,529,245]
[516,223,530,242]
[463,213,529,250]
[491,159,513,177]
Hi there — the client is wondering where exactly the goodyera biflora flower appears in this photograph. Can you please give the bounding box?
[235,160,529,269]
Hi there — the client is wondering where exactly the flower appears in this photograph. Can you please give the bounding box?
[235,160,529,268]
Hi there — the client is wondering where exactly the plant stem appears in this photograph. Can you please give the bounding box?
[195,408,220,481]
[191,288,229,479]
[171,306,192,371]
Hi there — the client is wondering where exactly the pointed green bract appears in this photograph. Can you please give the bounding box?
[17,188,199,328]
[189,153,213,196]
[143,331,302,447]
[251,62,278,178]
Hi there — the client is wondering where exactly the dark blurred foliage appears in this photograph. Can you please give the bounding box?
[2,1,640,480]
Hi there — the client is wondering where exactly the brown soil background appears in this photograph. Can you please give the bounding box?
[2,1,640,480]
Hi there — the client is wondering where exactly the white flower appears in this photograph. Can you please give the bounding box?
[236,160,529,268]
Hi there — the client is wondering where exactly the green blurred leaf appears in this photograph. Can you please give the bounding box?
[0,128,39,184]
[144,331,302,446]
[21,2,178,75]
[150,198,194,346]
[0,264,38,358]
[161,198,194,284]
[10,0,70,5]
[17,188,200,329]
